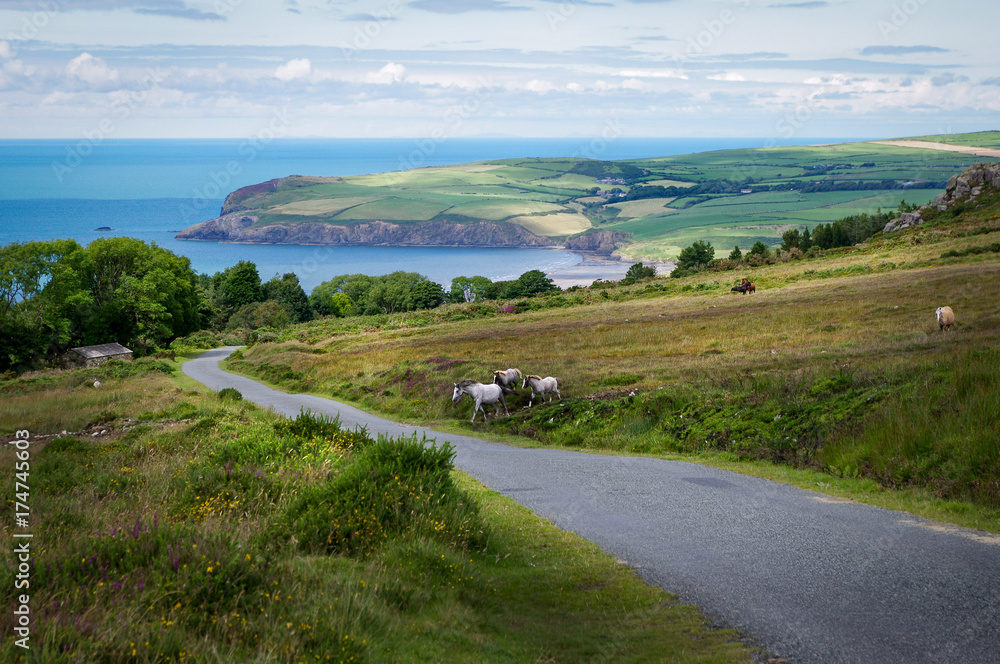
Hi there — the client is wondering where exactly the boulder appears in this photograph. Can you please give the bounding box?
[883,210,923,234]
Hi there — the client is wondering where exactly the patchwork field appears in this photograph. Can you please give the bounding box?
[185,131,1000,259]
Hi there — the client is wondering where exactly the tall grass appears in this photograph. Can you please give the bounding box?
[820,348,1000,506]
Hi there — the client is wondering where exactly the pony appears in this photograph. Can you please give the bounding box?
[491,367,522,389]
[521,374,561,407]
[731,278,755,295]
[452,379,510,422]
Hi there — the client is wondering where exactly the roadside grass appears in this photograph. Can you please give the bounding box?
[0,363,757,663]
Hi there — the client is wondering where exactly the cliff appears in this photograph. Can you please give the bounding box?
[174,214,557,248]
[564,230,630,255]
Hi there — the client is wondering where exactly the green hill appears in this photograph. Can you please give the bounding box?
[175,132,1000,261]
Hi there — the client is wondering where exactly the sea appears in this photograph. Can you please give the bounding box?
[0,137,850,293]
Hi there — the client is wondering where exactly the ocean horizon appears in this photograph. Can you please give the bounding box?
[0,137,864,292]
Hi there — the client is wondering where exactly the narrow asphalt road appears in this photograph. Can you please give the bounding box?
[184,347,1000,664]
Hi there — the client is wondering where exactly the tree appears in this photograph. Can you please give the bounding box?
[728,245,743,261]
[676,240,715,270]
[222,261,263,310]
[622,262,656,284]
[411,279,446,310]
[503,270,559,298]
[450,276,496,303]
[781,229,801,252]
[71,237,202,350]
[263,272,312,322]
[227,301,291,330]
[799,228,813,251]
[0,239,87,370]
[749,241,771,258]
[309,284,355,318]
[363,272,446,315]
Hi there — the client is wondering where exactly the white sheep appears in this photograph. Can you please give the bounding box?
[935,306,955,332]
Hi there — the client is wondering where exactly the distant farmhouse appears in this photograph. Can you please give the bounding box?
[65,343,133,368]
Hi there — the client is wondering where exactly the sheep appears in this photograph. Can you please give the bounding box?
[935,306,955,332]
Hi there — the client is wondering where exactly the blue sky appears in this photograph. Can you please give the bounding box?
[1,0,997,139]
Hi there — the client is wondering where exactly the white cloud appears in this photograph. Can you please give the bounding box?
[708,73,746,82]
[525,79,556,93]
[366,62,406,85]
[274,57,311,81]
[3,58,26,75]
[0,41,13,60]
[66,53,119,86]
[618,68,686,80]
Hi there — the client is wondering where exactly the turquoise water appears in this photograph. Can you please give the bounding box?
[0,137,850,292]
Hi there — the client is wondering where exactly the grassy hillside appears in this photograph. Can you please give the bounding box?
[0,358,754,662]
[222,182,1000,531]
[903,130,1000,148]
[194,133,999,260]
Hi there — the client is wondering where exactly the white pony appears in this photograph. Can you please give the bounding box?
[521,374,561,407]
[491,367,522,389]
[452,379,510,422]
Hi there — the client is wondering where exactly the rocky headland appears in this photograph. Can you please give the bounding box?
[174,214,558,248]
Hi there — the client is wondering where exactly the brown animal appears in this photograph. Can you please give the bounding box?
[935,306,955,331]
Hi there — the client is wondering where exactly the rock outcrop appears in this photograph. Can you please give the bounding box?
[883,162,1000,234]
[563,230,630,255]
[174,215,557,248]
[882,210,924,234]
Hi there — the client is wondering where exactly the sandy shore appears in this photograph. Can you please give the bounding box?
[546,252,673,289]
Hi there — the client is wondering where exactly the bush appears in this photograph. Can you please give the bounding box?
[218,387,242,401]
[941,242,1000,258]
[622,262,656,284]
[276,435,480,556]
[676,240,715,270]
[99,357,173,379]
[274,409,360,443]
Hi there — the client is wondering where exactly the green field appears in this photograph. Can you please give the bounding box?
[904,130,1000,148]
[199,132,1000,258]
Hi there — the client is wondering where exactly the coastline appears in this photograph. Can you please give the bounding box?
[545,251,674,289]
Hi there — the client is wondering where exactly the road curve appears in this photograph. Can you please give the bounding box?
[185,347,1000,664]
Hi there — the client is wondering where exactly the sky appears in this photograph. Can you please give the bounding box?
[0,0,997,140]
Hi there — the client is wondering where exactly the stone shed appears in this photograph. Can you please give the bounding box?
[66,343,133,368]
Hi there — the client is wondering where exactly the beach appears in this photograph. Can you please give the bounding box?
[546,253,674,289]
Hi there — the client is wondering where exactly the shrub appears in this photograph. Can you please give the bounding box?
[218,387,242,401]
[274,409,362,444]
[276,435,480,556]
[676,240,715,270]
[622,262,656,284]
